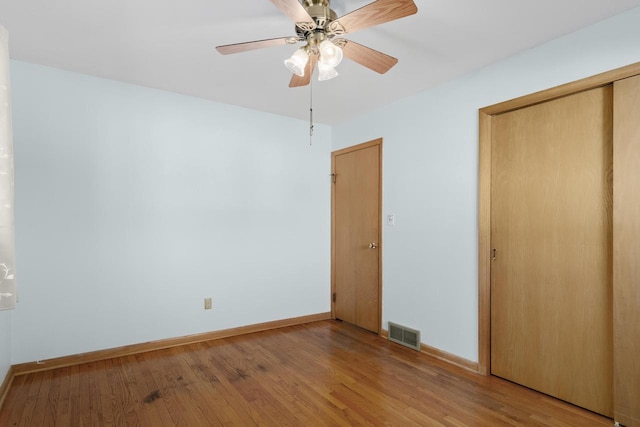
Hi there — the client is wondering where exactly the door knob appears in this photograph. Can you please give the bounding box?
[368,243,378,249]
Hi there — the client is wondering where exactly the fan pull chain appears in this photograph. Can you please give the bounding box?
[309,78,314,146]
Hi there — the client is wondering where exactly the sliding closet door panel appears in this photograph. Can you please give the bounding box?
[491,86,613,416]
[613,75,640,427]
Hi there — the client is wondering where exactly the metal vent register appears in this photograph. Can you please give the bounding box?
[388,322,421,351]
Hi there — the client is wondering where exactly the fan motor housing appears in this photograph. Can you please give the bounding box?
[304,0,337,29]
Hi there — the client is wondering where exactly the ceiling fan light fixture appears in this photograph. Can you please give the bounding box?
[285,47,309,77]
[317,61,339,81]
[318,40,343,68]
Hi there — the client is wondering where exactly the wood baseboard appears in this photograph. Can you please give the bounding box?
[419,343,479,373]
[381,329,479,373]
[0,366,15,411]
[12,312,331,377]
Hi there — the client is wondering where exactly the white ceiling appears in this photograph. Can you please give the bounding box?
[1,0,640,124]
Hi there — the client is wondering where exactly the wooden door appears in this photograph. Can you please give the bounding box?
[491,87,613,416]
[613,75,640,427]
[332,139,381,333]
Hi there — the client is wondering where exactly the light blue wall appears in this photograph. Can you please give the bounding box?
[10,61,332,363]
[333,7,640,362]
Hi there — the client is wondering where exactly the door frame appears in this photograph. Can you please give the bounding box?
[331,138,383,334]
[477,61,640,376]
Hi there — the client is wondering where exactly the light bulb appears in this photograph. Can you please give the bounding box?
[318,61,339,81]
[319,40,343,68]
[284,48,309,77]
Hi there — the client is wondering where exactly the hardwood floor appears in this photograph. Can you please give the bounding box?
[1,320,611,426]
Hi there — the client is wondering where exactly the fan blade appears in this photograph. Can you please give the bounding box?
[216,37,297,55]
[289,54,318,88]
[269,0,315,25]
[338,39,398,74]
[334,0,417,35]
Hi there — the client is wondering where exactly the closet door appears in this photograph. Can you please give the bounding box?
[613,75,640,427]
[491,86,613,416]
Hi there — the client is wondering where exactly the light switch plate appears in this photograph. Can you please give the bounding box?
[387,214,395,226]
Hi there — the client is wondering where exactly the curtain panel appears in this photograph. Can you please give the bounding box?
[0,25,16,311]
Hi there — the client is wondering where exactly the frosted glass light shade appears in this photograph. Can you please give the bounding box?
[0,25,17,311]
[319,40,343,68]
[318,61,339,81]
[284,48,309,77]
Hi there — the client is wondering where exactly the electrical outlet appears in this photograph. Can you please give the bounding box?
[204,297,212,310]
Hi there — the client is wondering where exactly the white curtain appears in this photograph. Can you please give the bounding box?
[0,25,16,311]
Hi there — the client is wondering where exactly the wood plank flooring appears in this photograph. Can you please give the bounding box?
[1,320,611,426]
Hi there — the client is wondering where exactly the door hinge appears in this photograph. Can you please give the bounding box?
[332,292,337,302]
[330,173,336,184]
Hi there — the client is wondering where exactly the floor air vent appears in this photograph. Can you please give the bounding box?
[388,322,421,351]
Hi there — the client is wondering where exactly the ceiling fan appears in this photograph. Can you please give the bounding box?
[216,0,418,87]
